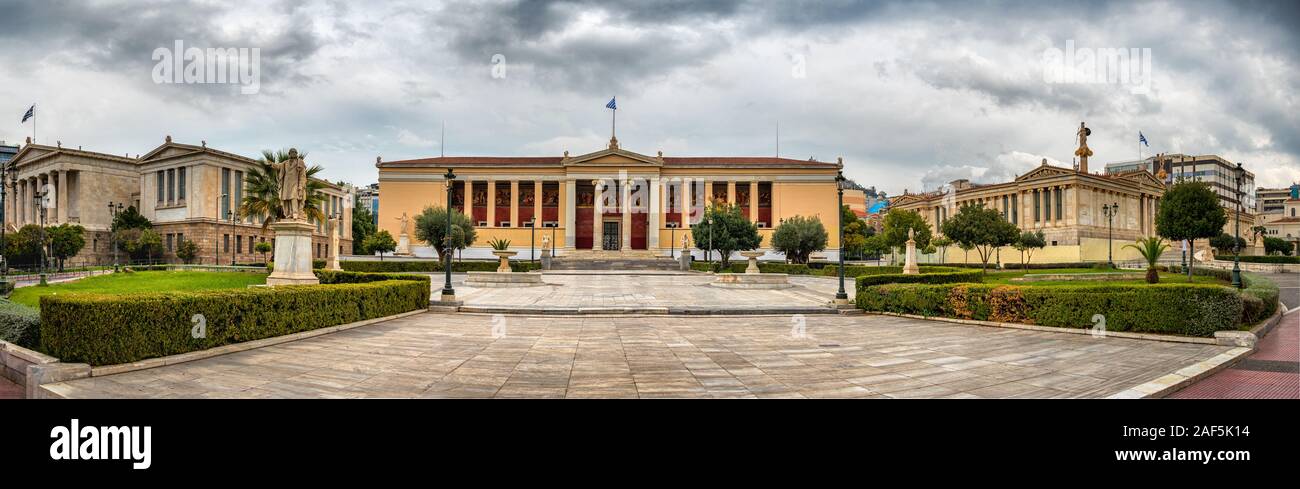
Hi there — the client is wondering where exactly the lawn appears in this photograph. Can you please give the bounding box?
[10,271,268,310]
[982,268,1230,286]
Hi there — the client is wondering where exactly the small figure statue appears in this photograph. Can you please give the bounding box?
[396,212,410,236]
[1075,122,1093,173]
[277,148,308,221]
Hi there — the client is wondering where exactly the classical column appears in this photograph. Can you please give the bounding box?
[509,180,519,227]
[463,180,473,222]
[564,178,576,250]
[749,180,758,222]
[592,180,603,250]
[620,179,632,251]
[533,180,543,225]
[486,179,496,227]
[648,177,660,251]
[682,178,692,230]
[727,180,736,206]
[56,170,68,224]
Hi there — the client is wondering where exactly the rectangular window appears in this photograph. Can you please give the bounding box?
[223,234,230,252]
[1033,190,1040,222]
[157,172,165,203]
[236,235,243,256]
[234,170,244,222]
[221,168,231,218]
[248,235,255,253]
[168,169,177,202]
[1002,195,1009,220]
[166,233,174,251]
[177,167,186,201]
[1012,194,1018,224]
[1043,189,1052,221]
[1055,188,1063,220]
[177,233,184,246]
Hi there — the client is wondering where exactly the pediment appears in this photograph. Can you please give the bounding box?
[1111,170,1164,187]
[563,147,662,167]
[140,143,201,161]
[1016,164,1076,181]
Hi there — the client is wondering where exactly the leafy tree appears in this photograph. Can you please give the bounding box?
[1263,236,1295,256]
[931,236,951,263]
[176,239,200,264]
[351,200,377,255]
[47,224,86,271]
[4,224,47,268]
[958,241,974,263]
[1156,181,1227,281]
[1209,233,1247,255]
[840,205,873,260]
[238,149,329,229]
[881,209,932,262]
[690,203,762,267]
[941,204,1019,272]
[770,215,828,264]
[255,241,273,263]
[116,228,164,262]
[1012,231,1046,270]
[111,205,151,231]
[413,206,477,260]
[364,230,397,261]
[863,234,889,260]
[1123,237,1170,284]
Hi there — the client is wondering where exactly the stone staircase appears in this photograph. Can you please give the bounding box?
[550,249,681,271]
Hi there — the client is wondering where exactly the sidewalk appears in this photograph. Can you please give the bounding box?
[1169,311,1299,399]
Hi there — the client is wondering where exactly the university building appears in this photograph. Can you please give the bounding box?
[891,158,1167,264]
[3,136,353,265]
[376,138,843,260]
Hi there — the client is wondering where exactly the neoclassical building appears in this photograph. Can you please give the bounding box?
[377,139,843,259]
[4,136,352,265]
[891,159,1167,263]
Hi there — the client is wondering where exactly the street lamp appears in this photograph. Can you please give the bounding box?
[1231,162,1244,288]
[1102,202,1119,268]
[33,191,47,286]
[529,216,536,264]
[834,170,848,304]
[0,162,9,277]
[549,221,556,257]
[667,222,679,259]
[441,168,456,301]
[217,193,227,266]
[227,209,236,266]
[108,202,123,271]
[706,217,713,263]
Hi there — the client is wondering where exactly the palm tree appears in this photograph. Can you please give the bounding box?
[239,149,329,229]
[1124,236,1170,284]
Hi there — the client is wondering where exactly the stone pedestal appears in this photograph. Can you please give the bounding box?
[739,251,764,274]
[902,235,920,275]
[492,250,518,272]
[679,250,692,271]
[328,226,342,271]
[396,233,411,255]
[267,220,320,286]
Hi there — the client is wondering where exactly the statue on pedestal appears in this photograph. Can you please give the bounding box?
[1075,122,1093,173]
[903,228,920,275]
[277,148,308,221]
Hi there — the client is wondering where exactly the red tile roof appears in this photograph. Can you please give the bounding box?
[379,155,839,169]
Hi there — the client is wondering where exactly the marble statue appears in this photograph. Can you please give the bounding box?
[277,148,308,221]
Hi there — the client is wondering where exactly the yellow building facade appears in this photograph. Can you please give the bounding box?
[376,140,843,260]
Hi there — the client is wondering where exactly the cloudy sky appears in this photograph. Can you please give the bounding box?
[2,0,1298,194]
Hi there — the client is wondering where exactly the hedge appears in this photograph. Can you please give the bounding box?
[935,262,1095,270]
[1215,255,1300,264]
[340,260,541,273]
[857,283,1244,337]
[40,273,431,365]
[0,299,40,349]
[855,270,984,288]
[1240,272,1280,325]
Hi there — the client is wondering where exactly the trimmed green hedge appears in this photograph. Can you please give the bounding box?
[40,273,431,365]
[1216,255,1300,264]
[1240,272,1279,325]
[340,260,540,273]
[857,283,1244,337]
[936,262,1095,270]
[855,270,984,288]
[0,299,40,348]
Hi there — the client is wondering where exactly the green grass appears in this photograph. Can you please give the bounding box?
[10,271,268,310]
[982,269,1228,286]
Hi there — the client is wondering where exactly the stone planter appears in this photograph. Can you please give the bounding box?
[465,271,545,287]
[492,250,518,272]
[739,251,764,274]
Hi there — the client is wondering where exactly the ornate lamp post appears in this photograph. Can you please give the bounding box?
[217,193,226,266]
[529,216,537,264]
[441,168,456,301]
[1231,162,1244,288]
[706,217,713,263]
[227,209,237,266]
[834,170,848,304]
[1102,202,1119,268]
[34,191,47,286]
[108,202,123,272]
[667,222,678,259]
[0,162,9,277]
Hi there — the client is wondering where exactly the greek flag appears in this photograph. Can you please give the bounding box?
[1139,131,1149,147]
[21,104,34,123]
[605,97,616,110]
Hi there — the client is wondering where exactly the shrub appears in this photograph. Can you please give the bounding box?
[858,283,1244,337]
[770,215,828,264]
[340,260,539,273]
[0,300,40,348]
[40,275,430,365]
[1216,255,1300,264]
[314,269,431,285]
[855,270,984,288]
[1240,272,1280,325]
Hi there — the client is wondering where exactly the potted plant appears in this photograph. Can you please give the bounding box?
[488,238,516,272]
[1124,236,1170,284]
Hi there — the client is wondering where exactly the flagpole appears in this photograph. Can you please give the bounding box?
[611,104,616,141]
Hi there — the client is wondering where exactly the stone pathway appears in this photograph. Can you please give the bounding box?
[42,312,1231,399]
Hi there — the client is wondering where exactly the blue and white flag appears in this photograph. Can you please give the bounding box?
[21,104,34,123]
[605,97,617,110]
[1139,131,1149,147]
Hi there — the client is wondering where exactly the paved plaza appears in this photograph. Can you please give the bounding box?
[44,309,1231,399]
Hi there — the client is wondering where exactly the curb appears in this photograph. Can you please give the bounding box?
[870,312,1222,345]
[1104,346,1254,399]
[450,305,840,316]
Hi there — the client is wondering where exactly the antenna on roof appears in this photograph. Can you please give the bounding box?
[775,121,779,158]
[441,121,445,158]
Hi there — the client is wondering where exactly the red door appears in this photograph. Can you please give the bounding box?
[631,213,648,249]
[575,207,593,249]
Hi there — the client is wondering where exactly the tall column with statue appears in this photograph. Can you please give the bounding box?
[266,148,320,286]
